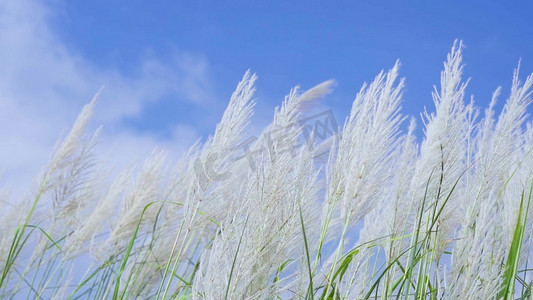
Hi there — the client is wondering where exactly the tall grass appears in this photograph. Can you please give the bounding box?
[2,40,533,299]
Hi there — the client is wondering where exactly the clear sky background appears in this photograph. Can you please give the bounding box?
[1,0,533,191]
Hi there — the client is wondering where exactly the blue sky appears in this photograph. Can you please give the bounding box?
[51,1,533,124]
[1,0,533,189]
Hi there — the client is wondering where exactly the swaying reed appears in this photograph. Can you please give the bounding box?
[2,40,533,299]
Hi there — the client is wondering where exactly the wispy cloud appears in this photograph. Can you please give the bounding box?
[0,0,208,192]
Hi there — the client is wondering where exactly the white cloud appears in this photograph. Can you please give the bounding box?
[0,0,209,193]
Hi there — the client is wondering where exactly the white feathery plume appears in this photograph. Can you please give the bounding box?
[344,118,418,298]
[45,89,101,183]
[132,72,259,298]
[445,64,533,298]
[0,193,35,266]
[103,149,167,254]
[337,92,414,299]
[31,89,102,229]
[494,66,533,248]
[187,70,257,227]
[64,165,133,258]
[320,62,404,298]
[381,118,418,260]
[329,60,404,228]
[409,40,472,260]
[193,81,330,299]
[27,90,104,267]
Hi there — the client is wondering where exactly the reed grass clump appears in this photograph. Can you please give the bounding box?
[2,40,533,299]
